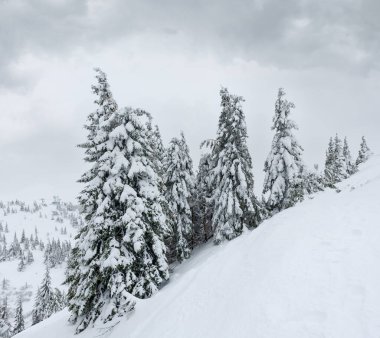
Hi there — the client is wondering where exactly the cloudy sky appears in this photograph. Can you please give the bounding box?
[0,0,379,202]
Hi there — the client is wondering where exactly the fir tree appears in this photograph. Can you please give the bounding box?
[32,266,59,325]
[13,296,24,335]
[32,287,42,325]
[356,136,372,165]
[27,250,34,264]
[263,88,304,214]
[66,105,169,333]
[343,137,357,175]
[293,165,325,199]
[324,134,348,187]
[77,67,119,222]
[20,229,25,244]
[17,255,26,272]
[23,238,30,251]
[0,297,11,338]
[324,137,336,188]
[8,234,20,259]
[210,88,261,244]
[150,124,166,174]
[145,119,171,239]
[164,132,195,262]
[333,134,347,182]
[1,279,9,291]
[52,288,66,313]
[193,147,214,244]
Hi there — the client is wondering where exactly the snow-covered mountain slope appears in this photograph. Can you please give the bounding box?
[0,198,81,330]
[18,156,380,338]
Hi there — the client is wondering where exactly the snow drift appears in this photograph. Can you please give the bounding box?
[17,155,380,338]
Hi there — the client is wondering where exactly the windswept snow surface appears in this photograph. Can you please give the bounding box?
[18,156,380,338]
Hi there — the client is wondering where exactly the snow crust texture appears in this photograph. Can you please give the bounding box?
[17,156,380,338]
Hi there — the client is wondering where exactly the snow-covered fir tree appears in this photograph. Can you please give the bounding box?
[164,132,195,262]
[324,134,348,187]
[324,137,336,188]
[32,267,54,325]
[12,296,24,335]
[20,230,25,244]
[343,137,357,175]
[356,136,372,165]
[17,255,25,272]
[52,288,66,313]
[32,266,65,325]
[27,250,34,264]
[263,88,304,214]
[292,165,325,199]
[150,124,166,175]
[66,103,169,332]
[8,233,20,259]
[145,119,171,239]
[77,67,119,221]
[210,88,261,244]
[193,146,214,244]
[65,67,130,332]
[0,297,11,338]
[333,134,347,182]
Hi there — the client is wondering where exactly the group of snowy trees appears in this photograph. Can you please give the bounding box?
[44,238,71,268]
[0,229,69,336]
[0,199,80,336]
[0,229,38,267]
[262,89,372,213]
[0,296,25,337]
[324,135,372,188]
[67,69,373,333]
[32,267,66,325]
[0,268,66,337]
[0,198,80,227]
[0,227,71,274]
[1,200,42,217]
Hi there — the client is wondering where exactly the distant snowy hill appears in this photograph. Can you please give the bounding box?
[0,197,82,332]
[17,156,380,338]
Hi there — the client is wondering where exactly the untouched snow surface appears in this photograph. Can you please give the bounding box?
[18,156,380,338]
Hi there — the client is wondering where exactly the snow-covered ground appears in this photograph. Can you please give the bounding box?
[17,155,380,338]
[0,198,81,329]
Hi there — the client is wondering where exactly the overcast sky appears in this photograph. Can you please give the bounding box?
[0,0,379,202]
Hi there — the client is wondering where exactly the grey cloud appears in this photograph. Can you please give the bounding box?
[1,0,380,89]
[0,0,87,88]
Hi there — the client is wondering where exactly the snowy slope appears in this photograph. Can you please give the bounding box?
[17,155,380,338]
[0,198,81,329]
